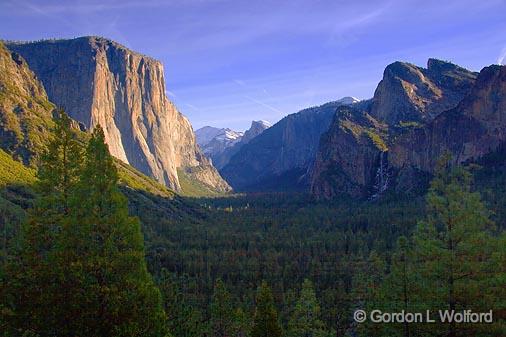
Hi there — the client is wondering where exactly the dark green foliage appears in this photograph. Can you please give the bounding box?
[2,111,82,335]
[251,281,282,337]
[286,279,330,337]
[231,307,251,337]
[369,162,506,337]
[0,112,504,336]
[210,279,235,337]
[410,163,505,336]
[2,121,166,336]
[55,126,166,336]
[158,269,205,337]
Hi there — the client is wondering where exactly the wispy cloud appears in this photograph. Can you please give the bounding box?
[233,79,246,87]
[184,103,200,111]
[243,95,283,115]
[4,0,219,15]
[166,90,177,98]
[498,47,506,65]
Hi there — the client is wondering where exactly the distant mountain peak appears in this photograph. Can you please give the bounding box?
[336,96,361,105]
[242,120,271,144]
[251,120,272,128]
[196,120,271,170]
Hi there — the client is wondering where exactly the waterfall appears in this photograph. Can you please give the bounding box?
[370,151,389,200]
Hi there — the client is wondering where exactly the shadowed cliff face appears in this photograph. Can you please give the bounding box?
[6,37,230,193]
[390,64,506,173]
[310,106,387,199]
[311,61,506,200]
[220,100,349,191]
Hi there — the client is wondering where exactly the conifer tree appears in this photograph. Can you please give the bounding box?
[2,110,82,335]
[411,162,504,336]
[367,236,419,337]
[210,279,234,337]
[159,269,204,337]
[286,279,329,337]
[54,126,166,336]
[251,281,282,337]
[231,307,251,337]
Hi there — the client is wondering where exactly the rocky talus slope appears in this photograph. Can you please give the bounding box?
[6,37,230,193]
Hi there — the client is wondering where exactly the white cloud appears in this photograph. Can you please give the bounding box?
[165,90,177,98]
[498,47,506,65]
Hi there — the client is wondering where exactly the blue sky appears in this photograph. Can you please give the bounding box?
[1,0,506,131]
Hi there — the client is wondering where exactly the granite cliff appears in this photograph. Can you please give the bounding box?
[370,58,477,125]
[311,60,506,199]
[221,98,359,191]
[5,37,230,193]
[196,126,243,168]
[390,64,506,174]
[310,106,388,199]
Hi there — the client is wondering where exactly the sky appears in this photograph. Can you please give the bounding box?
[1,0,506,131]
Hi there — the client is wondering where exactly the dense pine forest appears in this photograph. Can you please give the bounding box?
[1,113,504,336]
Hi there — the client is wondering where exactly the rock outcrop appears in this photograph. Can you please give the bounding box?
[221,99,359,191]
[370,59,477,125]
[240,120,271,144]
[310,106,387,198]
[6,37,230,192]
[0,42,54,165]
[390,64,506,173]
[311,60,506,200]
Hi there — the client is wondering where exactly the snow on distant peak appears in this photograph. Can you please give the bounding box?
[195,126,223,146]
[336,96,361,105]
[252,120,272,128]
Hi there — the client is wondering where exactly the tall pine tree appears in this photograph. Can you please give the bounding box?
[210,279,234,337]
[412,163,504,336]
[372,161,506,337]
[159,269,204,337]
[286,279,329,337]
[55,126,166,336]
[251,281,282,337]
[4,121,168,336]
[2,110,82,335]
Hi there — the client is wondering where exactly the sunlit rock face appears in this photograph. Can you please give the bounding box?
[0,42,54,165]
[370,59,477,125]
[6,37,230,193]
